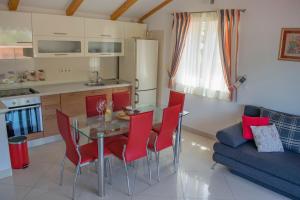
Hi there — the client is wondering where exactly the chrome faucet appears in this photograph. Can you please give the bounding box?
[92,71,103,83]
[94,71,99,83]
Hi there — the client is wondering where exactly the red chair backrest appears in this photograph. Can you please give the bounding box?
[168,90,185,112]
[56,110,79,165]
[112,91,131,112]
[85,94,107,117]
[125,111,153,162]
[156,105,181,151]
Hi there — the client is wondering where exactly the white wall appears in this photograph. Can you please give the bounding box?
[145,0,300,135]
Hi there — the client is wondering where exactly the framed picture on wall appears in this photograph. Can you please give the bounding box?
[278,28,300,62]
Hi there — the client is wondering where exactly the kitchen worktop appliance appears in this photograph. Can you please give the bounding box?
[0,88,43,138]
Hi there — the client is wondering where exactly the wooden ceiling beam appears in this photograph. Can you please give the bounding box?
[138,0,172,23]
[111,0,138,20]
[66,0,84,16]
[8,0,20,11]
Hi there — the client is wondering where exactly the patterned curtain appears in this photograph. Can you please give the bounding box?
[217,9,241,101]
[168,12,191,89]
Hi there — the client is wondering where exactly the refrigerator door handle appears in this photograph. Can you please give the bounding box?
[135,78,139,90]
[134,93,139,104]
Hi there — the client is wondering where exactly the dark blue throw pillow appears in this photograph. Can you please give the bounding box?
[260,107,300,154]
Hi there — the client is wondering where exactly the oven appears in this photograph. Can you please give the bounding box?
[2,96,43,138]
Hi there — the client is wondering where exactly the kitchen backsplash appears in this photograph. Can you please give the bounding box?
[0,57,118,84]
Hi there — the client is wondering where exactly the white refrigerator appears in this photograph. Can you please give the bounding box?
[119,39,158,106]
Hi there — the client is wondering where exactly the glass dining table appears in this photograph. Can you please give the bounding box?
[70,105,189,198]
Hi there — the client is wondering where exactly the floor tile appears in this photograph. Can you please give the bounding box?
[0,183,32,200]
[0,163,51,187]
[23,188,72,200]
[181,168,234,200]
[223,170,290,200]
[139,172,184,199]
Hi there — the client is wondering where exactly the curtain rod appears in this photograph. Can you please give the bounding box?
[171,9,246,15]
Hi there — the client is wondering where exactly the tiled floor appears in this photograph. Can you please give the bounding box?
[0,130,289,200]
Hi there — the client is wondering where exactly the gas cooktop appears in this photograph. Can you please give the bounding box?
[0,88,39,98]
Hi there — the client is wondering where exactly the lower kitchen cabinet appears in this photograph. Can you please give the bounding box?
[40,86,131,138]
[41,94,61,137]
[60,88,113,117]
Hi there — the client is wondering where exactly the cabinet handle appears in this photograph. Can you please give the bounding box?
[16,41,32,44]
[100,53,113,56]
[135,78,139,90]
[100,34,112,37]
[135,93,139,104]
[54,53,68,56]
[53,32,68,35]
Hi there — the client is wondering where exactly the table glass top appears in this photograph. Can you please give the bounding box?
[71,105,189,140]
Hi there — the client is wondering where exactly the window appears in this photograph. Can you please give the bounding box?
[175,12,229,100]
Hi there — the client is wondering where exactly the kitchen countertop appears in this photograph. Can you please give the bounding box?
[0,80,131,113]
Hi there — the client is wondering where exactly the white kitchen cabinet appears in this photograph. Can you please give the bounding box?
[33,36,84,57]
[0,11,32,46]
[123,22,147,39]
[32,13,84,37]
[85,38,124,57]
[85,18,124,39]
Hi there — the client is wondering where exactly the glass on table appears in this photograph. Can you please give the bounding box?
[96,99,106,122]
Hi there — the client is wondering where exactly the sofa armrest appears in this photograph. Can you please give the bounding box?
[216,122,247,148]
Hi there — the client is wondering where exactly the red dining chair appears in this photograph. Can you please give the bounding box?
[148,105,181,181]
[56,110,112,200]
[112,91,131,112]
[85,94,107,117]
[108,111,153,195]
[153,90,185,133]
[168,90,185,112]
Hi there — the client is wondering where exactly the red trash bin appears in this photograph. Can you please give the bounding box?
[8,136,29,169]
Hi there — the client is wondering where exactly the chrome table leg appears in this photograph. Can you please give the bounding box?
[174,113,183,169]
[97,136,105,197]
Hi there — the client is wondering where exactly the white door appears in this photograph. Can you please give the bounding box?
[135,90,157,107]
[136,40,158,91]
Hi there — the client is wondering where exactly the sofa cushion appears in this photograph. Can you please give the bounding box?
[261,107,300,154]
[213,153,300,199]
[216,123,247,148]
[251,124,284,152]
[214,142,300,186]
[244,105,261,117]
[242,115,270,140]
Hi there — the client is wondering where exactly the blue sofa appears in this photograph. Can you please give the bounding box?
[213,105,300,200]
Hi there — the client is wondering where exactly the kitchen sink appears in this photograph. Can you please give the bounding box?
[84,79,128,87]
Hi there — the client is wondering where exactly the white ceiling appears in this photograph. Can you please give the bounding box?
[0,0,167,20]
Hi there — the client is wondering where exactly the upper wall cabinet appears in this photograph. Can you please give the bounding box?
[0,11,32,46]
[32,13,84,37]
[123,22,147,39]
[85,19,124,39]
[33,36,84,57]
